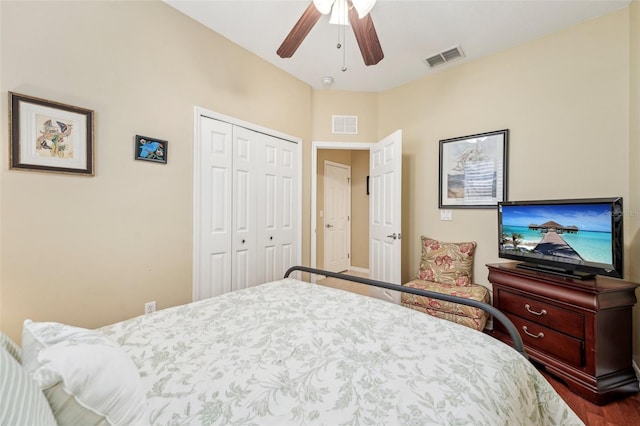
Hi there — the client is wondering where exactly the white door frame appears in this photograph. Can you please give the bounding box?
[311,141,371,282]
[193,106,303,300]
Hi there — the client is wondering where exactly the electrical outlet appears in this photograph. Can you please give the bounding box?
[144,301,156,314]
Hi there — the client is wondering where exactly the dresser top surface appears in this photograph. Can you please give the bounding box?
[487,262,639,293]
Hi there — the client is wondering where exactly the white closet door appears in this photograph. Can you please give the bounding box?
[231,126,259,290]
[195,112,300,300]
[278,137,298,279]
[257,134,298,283]
[197,117,233,299]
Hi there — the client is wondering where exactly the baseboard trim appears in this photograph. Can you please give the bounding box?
[349,266,369,274]
[633,360,640,380]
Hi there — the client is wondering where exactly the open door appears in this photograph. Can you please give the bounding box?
[369,130,402,303]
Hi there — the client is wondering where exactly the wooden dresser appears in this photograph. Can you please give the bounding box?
[487,262,639,405]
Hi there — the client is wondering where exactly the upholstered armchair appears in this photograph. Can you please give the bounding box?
[401,236,490,331]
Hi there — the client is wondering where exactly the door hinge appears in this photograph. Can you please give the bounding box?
[348,253,350,259]
[348,216,350,221]
[347,177,351,183]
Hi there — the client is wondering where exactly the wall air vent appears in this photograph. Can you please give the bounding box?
[332,115,358,135]
[424,45,465,68]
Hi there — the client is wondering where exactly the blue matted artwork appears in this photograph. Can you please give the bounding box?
[135,135,167,164]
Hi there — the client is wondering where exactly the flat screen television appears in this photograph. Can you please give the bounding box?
[497,197,623,279]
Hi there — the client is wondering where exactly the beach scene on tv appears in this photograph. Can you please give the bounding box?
[499,203,613,265]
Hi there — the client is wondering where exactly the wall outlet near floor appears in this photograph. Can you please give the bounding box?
[144,301,156,314]
[440,209,453,221]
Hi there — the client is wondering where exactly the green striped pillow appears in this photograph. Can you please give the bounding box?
[0,346,57,426]
[0,331,22,363]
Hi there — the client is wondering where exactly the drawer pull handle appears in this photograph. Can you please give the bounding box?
[525,304,547,316]
[522,326,544,339]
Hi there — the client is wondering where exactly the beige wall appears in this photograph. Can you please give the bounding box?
[379,8,631,286]
[312,90,378,142]
[0,0,3,331]
[629,0,640,368]
[0,0,312,342]
[350,150,369,268]
[379,7,639,364]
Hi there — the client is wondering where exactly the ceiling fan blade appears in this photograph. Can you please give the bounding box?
[277,3,323,58]
[348,7,384,66]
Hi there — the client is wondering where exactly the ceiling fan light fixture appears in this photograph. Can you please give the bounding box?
[312,0,333,15]
[351,0,376,19]
[277,0,383,66]
[329,0,349,26]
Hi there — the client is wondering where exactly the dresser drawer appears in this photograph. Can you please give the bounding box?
[498,290,584,339]
[504,314,584,367]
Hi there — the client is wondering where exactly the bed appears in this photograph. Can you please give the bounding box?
[2,267,584,426]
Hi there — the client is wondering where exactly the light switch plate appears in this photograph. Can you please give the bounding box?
[440,210,453,221]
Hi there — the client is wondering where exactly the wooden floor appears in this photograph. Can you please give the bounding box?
[537,366,640,426]
[317,271,640,426]
[316,270,373,297]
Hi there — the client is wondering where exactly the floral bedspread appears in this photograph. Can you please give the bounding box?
[99,279,583,426]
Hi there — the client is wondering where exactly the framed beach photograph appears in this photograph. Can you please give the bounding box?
[9,92,94,175]
[439,129,509,208]
[134,135,167,164]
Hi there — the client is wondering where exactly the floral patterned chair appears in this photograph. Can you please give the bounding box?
[401,236,490,331]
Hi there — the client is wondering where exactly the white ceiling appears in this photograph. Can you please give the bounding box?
[164,0,630,92]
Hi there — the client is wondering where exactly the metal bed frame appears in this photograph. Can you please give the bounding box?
[284,265,526,358]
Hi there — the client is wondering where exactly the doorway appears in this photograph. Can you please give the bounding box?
[323,161,351,273]
[313,145,370,277]
[311,131,403,302]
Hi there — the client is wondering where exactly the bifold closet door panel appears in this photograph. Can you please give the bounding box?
[256,134,298,284]
[231,126,259,291]
[196,115,300,298]
[278,138,298,279]
[198,118,233,298]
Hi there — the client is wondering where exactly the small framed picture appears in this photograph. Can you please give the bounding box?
[439,129,509,208]
[9,92,94,175]
[135,135,167,164]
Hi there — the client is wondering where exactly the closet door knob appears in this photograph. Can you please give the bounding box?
[242,239,246,244]
[270,236,273,240]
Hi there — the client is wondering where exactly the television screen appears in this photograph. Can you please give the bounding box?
[498,198,623,279]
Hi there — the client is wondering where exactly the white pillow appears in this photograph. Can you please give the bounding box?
[22,320,149,426]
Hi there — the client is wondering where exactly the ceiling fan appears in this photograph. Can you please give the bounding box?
[277,0,384,66]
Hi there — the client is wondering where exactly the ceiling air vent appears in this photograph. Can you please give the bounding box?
[332,115,358,135]
[424,45,465,68]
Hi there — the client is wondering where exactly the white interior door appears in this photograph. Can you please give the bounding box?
[195,110,301,300]
[369,130,402,303]
[257,133,299,283]
[323,161,351,273]
[196,117,233,299]
[231,126,258,290]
